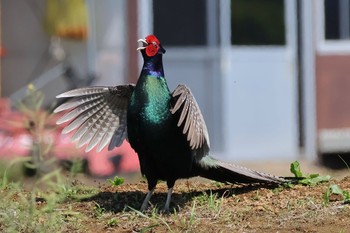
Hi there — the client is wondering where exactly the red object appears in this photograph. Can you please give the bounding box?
[0,98,140,176]
[145,34,161,57]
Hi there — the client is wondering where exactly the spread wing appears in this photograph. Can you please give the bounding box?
[171,84,210,159]
[54,84,134,152]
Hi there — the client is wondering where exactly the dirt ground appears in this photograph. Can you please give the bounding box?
[66,173,350,233]
[5,160,350,232]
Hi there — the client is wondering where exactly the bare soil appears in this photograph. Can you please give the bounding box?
[63,176,350,233]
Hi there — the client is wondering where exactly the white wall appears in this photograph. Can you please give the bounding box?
[223,48,298,161]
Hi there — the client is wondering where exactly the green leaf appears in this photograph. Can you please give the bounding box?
[107,176,124,187]
[343,190,350,202]
[324,184,350,205]
[299,175,331,186]
[324,188,331,205]
[290,161,303,178]
[309,173,319,178]
[289,161,331,186]
[329,184,344,195]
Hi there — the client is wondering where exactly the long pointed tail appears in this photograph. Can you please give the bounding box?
[196,158,286,184]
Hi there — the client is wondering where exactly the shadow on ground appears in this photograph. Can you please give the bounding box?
[81,183,279,213]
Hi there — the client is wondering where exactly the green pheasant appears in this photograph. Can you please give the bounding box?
[55,35,285,212]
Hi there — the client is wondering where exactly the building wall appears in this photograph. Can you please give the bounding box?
[316,54,350,153]
[316,55,350,129]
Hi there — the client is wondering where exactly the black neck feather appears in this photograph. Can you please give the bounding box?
[141,52,165,77]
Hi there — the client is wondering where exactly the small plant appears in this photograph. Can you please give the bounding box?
[193,191,224,214]
[94,202,105,218]
[324,184,350,205]
[11,84,57,176]
[290,161,331,186]
[107,176,125,187]
[106,217,119,227]
[69,158,86,177]
[213,181,225,188]
[128,206,172,232]
[252,190,260,201]
[189,200,197,223]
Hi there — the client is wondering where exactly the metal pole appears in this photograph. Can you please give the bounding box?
[127,0,138,84]
[339,0,350,39]
[301,0,317,162]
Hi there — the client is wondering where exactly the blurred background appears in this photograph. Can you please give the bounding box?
[0,0,350,181]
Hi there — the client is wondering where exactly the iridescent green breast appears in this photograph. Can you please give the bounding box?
[129,75,172,126]
[142,76,171,124]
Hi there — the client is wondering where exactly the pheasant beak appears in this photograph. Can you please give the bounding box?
[137,38,148,51]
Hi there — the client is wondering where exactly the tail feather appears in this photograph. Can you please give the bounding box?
[196,158,286,184]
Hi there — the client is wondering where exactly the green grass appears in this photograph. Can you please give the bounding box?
[0,182,67,232]
[0,166,97,233]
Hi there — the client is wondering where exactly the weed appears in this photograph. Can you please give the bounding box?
[290,161,331,185]
[272,185,285,194]
[0,182,69,232]
[324,184,350,205]
[253,190,260,201]
[69,158,86,178]
[190,190,227,222]
[194,191,223,212]
[93,202,105,218]
[213,181,225,188]
[139,224,160,233]
[106,217,119,227]
[14,85,57,176]
[0,157,97,232]
[189,200,196,222]
[107,175,125,187]
[128,206,172,232]
[290,160,303,178]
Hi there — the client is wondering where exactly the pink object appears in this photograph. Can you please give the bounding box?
[0,98,140,176]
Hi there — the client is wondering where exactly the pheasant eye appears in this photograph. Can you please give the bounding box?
[152,42,158,48]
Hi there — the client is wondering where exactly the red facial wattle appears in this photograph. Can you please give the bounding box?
[145,35,160,57]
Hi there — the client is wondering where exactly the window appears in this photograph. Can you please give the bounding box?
[316,0,350,54]
[231,0,285,45]
[325,0,350,40]
[153,0,207,46]
[153,1,220,46]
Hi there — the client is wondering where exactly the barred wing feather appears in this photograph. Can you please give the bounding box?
[54,85,134,152]
[171,84,210,159]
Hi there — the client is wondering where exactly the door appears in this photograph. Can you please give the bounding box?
[222,0,298,160]
[152,0,223,152]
